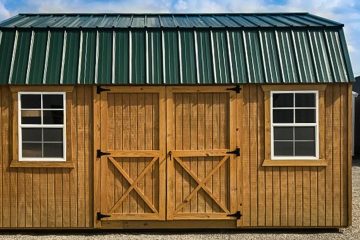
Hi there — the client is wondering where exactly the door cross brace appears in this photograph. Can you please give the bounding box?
[173,155,230,214]
[108,156,159,214]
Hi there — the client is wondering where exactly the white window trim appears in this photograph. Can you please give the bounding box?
[270,90,319,160]
[18,92,66,162]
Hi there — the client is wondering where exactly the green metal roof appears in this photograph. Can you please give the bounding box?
[0,13,354,85]
[0,13,344,29]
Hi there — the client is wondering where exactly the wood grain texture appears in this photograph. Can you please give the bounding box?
[347,84,352,227]
[333,85,341,227]
[96,87,166,221]
[0,86,92,228]
[167,87,235,220]
[0,84,351,229]
[242,86,251,226]
[238,84,350,228]
[0,87,2,227]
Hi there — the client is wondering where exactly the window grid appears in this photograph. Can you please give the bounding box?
[271,91,319,160]
[18,92,66,161]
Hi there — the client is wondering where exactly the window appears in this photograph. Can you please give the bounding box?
[18,92,66,161]
[271,91,318,159]
[261,85,326,166]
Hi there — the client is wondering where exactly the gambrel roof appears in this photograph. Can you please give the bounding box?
[0,13,354,84]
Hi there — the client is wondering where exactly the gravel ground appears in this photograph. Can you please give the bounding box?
[1,159,360,240]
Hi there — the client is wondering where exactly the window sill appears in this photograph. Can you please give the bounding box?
[262,159,327,167]
[10,161,75,168]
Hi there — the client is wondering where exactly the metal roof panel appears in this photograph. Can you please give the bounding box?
[259,15,289,27]
[186,15,208,27]
[241,16,273,27]
[0,13,353,85]
[228,16,258,27]
[285,15,322,27]
[0,31,15,84]
[159,16,177,28]
[131,16,146,28]
[112,16,132,28]
[214,16,240,27]
[145,16,161,28]
[0,13,344,29]
[200,16,225,28]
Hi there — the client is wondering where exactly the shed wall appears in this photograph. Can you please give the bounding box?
[0,84,351,228]
[0,86,93,228]
[354,77,360,156]
[239,84,351,227]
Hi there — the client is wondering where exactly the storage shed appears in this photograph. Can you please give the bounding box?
[0,13,354,229]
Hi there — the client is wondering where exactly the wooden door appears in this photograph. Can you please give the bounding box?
[166,87,238,220]
[98,87,166,221]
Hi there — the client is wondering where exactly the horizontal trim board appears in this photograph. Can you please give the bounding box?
[10,161,75,168]
[262,159,327,167]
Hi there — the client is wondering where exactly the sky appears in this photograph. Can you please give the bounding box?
[0,0,359,77]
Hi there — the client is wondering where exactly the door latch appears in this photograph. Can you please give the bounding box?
[97,149,111,158]
[227,211,242,219]
[226,85,241,93]
[226,147,240,156]
[97,86,110,94]
[97,212,111,220]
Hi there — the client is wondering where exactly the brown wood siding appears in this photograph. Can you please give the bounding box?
[0,84,351,229]
[0,86,93,228]
[239,84,351,227]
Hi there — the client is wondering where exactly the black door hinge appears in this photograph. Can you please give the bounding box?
[226,147,240,156]
[97,212,111,220]
[226,85,241,93]
[97,86,110,94]
[227,211,242,219]
[97,149,111,158]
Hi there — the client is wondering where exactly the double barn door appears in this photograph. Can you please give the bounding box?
[95,86,239,225]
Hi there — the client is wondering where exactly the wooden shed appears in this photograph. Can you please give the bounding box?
[0,13,354,229]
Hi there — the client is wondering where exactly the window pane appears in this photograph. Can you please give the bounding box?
[274,141,293,156]
[295,93,315,107]
[20,94,41,109]
[273,109,293,123]
[43,110,64,124]
[295,141,315,156]
[43,94,63,109]
[295,127,315,141]
[43,128,63,141]
[43,143,63,158]
[21,110,41,124]
[22,143,42,158]
[274,127,293,140]
[22,128,42,141]
[295,109,315,123]
[273,93,293,107]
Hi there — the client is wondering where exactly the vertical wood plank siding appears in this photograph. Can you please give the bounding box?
[0,84,351,228]
[240,84,351,227]
[0,86,93,228]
